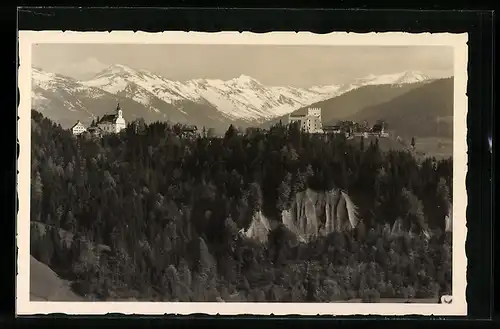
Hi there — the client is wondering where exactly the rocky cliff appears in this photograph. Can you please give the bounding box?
[445,206,453,233]
[241,188,360,243]
[239,210,272,243]
[282,188,360,242]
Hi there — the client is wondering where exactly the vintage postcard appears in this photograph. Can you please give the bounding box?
[17,31,468,316]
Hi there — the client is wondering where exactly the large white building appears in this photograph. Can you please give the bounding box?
[70,103,127,136]
[288,107,323,133]
[71,120,87,135]
[97,103,127,134]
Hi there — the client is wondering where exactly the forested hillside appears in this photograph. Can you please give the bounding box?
[30,111,453,302]
[348,78,454,140]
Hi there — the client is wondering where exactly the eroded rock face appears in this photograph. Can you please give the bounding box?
[391,218,405,236]
[283,188,360,242]
[239,210,272,243]
[445,206,453,232]
[241,188,360,243]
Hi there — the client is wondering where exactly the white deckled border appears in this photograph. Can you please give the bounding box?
[17,31,468,316]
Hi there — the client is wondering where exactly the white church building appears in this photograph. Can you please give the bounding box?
[71,103,126,136]
[96,103,127,134]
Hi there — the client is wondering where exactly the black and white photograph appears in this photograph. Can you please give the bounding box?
[17,31,468,316]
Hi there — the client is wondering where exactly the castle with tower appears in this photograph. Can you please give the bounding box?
[287,107,388,138]
[287,107,323,133]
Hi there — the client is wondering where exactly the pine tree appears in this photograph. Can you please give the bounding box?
[435,178,451,229]
[224,124,237,140]
[31,171,44,222]
[164,264,180,299]
[277,173,292,211]
[39,229,54,266]
[65,210,77,232]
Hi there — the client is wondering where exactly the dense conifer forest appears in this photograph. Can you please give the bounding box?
[30,110,453,302]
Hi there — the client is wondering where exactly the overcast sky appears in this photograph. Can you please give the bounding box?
[32,44,454,87]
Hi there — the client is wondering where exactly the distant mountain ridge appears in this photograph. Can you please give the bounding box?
[346,77,454,140]
[31,64,436,132]
[84,64,343,122]
[262,76,454,141]
[32,67,243,132]
[261,79,433,129]
[349,70,431,87]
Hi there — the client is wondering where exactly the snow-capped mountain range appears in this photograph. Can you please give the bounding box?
[79,64,348,121]
[31,64,434,131]
[350,70,431,87]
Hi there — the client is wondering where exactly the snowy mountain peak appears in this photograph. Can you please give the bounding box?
[395,70,430,84]
[237,74,254,81]
[50,57,110,81]
[32,67,83,91]
[93,64,138,78]
[32,67,55,81]
[229,74,260,86]
[354,70,432,86]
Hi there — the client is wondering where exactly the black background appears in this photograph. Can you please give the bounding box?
[3,4,495,327]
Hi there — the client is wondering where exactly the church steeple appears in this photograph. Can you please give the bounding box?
[116,102,122,118]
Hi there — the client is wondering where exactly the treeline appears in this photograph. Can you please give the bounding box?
[30,110,452,302]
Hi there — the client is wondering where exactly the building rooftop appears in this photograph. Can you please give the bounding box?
[71,121,83,129]
[98,114,118,124]
[182,125,198,132]
[322,125,342,133]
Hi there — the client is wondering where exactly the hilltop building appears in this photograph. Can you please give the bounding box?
[96,103,126,134]
[288,107,323,133]
[322,119,390,139]
[71,121,86,135]
[322,125,342,135]
[181,125,199,138]
[372,121,389,137]
[70,103,126,136]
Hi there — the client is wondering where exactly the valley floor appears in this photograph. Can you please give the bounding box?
[346,135,453,161]
[414,137,453,160]
[30,256,83,301]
